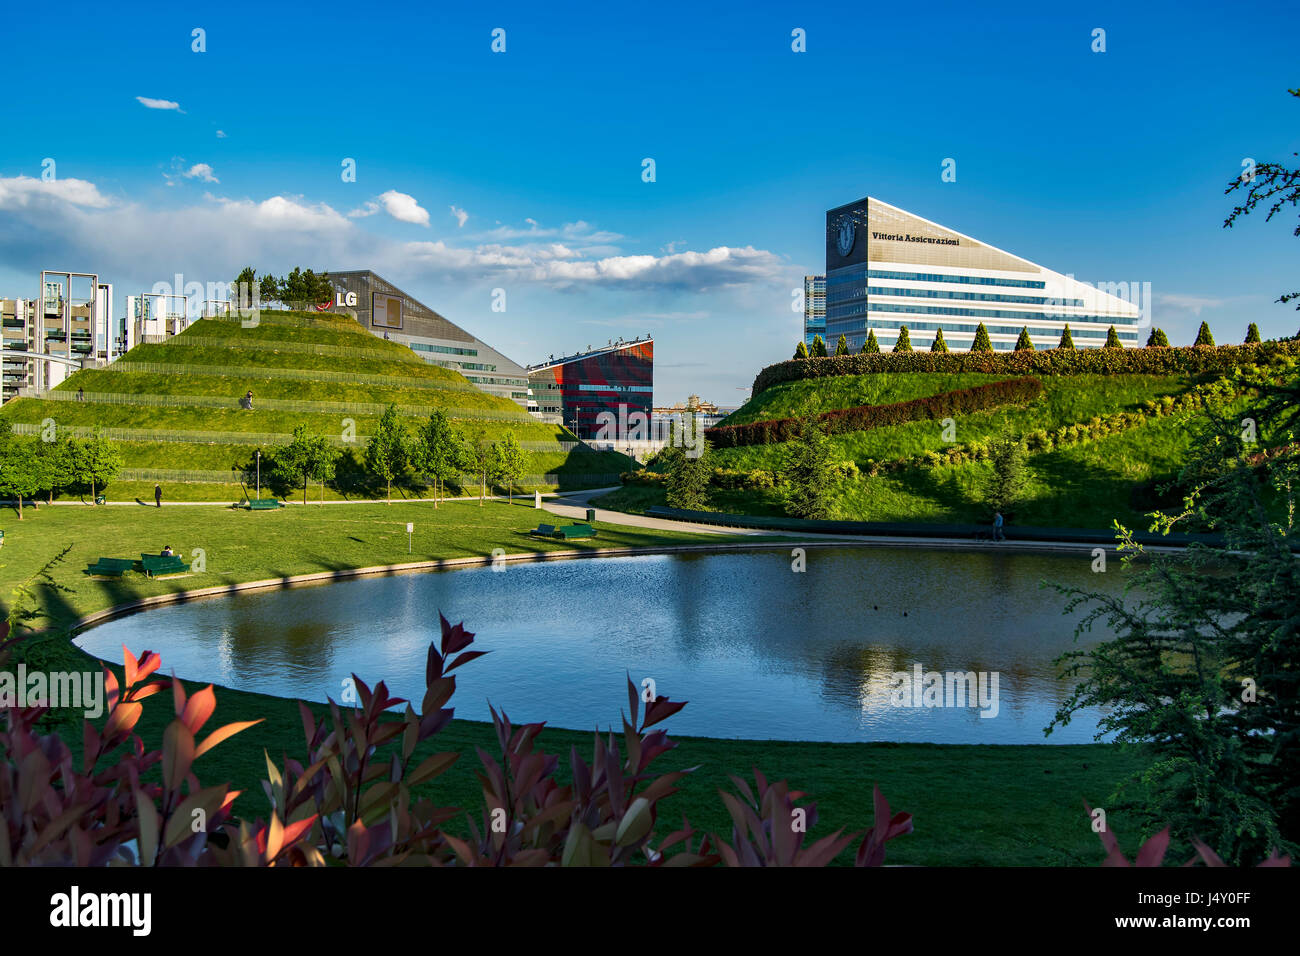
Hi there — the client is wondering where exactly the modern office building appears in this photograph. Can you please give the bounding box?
[527,337,654,439]
[824,197,1144,351]
[803,275,825,347]
[1,298,37,401]
[324,270,530,407]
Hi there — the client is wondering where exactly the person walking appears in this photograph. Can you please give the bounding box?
[992,510,1004,542]
[154,483,163,508]
[77,387,85,402]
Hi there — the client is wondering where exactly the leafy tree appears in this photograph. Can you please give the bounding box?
[1245,322,1262,343]
[930,328,949,352]
[780,417,834,520]
[1050,363,1300,861]
[462,432,497,506]
[1224,87,1300,313]
[811,335,827,358]
[663,430,712,510]
[273,426,317,505]
[892,326,913,352]
[307,433,341,505]
[1194,321,1216,347]
[76,429,122,502]
[1146,327,1170,347]
[1104,325,1123,348]
[364,404,409,504]
[411,410,463,507]
[983,433,1029,515]
[36,435,78,504]
[861,330,881,354]
[793,340,809,360]
[834,334,849,356]
[1014,327,1034,351]
[0,434,46,519]
[493,432,528,501]
[1058,324,1075,349]
[259,273,280,305]
[970,323,993,352]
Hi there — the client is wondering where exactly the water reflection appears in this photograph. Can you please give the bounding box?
[76,547,1127,744]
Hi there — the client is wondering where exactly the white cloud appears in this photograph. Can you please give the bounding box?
[0,175,112,209]
[216,130,227,138]
[184,163,219,184]
[449,205,469,228]
[377,190,430,226]
[0,176,787,297]
[136,96,183,112]
[1155,293,1225,316]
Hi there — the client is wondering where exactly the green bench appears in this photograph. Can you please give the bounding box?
[86,557,137,577]
[246,498,283,510]
[553,523,597,540]
[138,553,191,577]
[528,523,557,538]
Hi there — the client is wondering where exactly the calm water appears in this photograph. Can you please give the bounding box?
[74,546,1127,744]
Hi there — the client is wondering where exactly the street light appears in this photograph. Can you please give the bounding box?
[256,449,261,500]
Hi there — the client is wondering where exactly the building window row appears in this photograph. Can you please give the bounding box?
[827,267,1047,290]
[856,318,1139,340]
[409,342,479,357]
[865,286,1084,307]
[828,303,1140,325]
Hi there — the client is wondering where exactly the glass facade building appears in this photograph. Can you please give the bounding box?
[324,271,530,406]
[803,275,825,346]
[527,338,654,439]
[825,198,1145,352]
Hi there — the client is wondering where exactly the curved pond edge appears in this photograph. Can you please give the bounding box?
[57,534,1126,643]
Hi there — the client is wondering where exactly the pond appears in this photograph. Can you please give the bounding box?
[74,546,1126,744]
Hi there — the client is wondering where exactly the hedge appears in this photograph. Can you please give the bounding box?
[751,341,1300,396]
[706,377,1044,449]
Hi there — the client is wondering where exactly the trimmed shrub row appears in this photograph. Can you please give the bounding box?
[857,377,1244,477]
[706,377,1044,449]
[621,466,778,491]
[751,341,1300,396]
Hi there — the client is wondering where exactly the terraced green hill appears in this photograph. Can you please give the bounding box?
[1,311,630,501]
[606,357,1274,530]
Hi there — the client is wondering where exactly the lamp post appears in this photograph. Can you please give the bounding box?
[256,449,261,500]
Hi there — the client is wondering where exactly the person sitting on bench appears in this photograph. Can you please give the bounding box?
[161,545,174,557]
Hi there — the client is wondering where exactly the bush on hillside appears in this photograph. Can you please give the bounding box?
[708,377,1044,449]
[749,340,1300,395]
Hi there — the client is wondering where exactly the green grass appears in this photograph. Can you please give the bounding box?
[723,371,1010,424]
[602,407,1213,528]
[712,374,1190,471]
[1,501,1149,865]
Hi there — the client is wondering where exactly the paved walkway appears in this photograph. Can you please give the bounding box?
[540,488,1186,555]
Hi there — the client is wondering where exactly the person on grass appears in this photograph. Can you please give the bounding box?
[154,483,163,508]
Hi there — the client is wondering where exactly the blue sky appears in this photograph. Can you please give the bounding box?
[1,0,1297,403]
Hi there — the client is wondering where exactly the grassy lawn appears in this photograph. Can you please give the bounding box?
[601,409,1207,528]
[0,498,1150,865]
[723,371,1010,424]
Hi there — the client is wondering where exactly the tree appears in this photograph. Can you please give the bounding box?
[780,417,833,519]
[1146,327,1170,347]
[0,434,46,519]
[462,432,497,506]
[861,330,881,354]
[1245,322,1262,343]
[232,267,257,312]
[834,334,849,356]
[983,434,1029,515]
[273,426,317,505]
[494,432,528,502]
[930,328,949,352]
[259,273,279,305]
[811,335,827,358]
[970,323,993,352]
[1049,365,1300,861]
[1104,325,1123,348]
[663,431,712,510]
[76,429,122,502]
[1223,87,1300,313]
[1014,327,1034,351]
[411,410,462,508]
[37,435,78,504]
[1058,324,1075,349]
[364,404,409,504]
[1194,321,1216,347]
[892,326,913,352]
[307,434,341,505]
[793,340,809,360]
